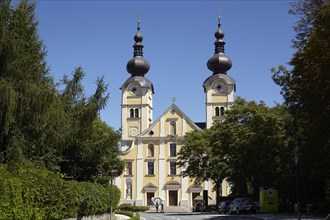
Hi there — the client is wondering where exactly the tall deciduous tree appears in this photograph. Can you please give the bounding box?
[272,0,330,209]
[212,98,292,201]
[179,98,292,208]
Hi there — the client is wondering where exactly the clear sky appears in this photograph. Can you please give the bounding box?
[33,0,297,130]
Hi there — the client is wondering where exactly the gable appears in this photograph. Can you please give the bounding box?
[137,104,201,139]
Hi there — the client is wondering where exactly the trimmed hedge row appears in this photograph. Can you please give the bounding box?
[117,204,150,212]
[0,165,120,220]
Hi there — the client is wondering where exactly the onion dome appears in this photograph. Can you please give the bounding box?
[126,19,150,77]
[207,16,232,74]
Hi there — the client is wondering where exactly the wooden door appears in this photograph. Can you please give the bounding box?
[146,192,154,206]
[169,191,178,206]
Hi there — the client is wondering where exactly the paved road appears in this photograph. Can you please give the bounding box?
[140,212,325,220]
[140,212,261,220]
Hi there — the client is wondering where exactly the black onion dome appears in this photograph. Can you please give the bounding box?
[134,29,143,42]
[126,20,150,77]
[126,57,150,76]
[207,16,232,74]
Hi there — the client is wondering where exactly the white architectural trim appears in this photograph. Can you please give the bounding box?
[160,117,164,136]
[136,158,143,201]
[159,139,165,198]
[181,176,188,201]
[137,139,143,159]
[182,117,186,136]
[141,106,148,132]
[204,180,209,191]
[159,157,165,199]
[121,106,127,139]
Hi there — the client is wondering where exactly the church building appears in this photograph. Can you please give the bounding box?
[115,15,236,208]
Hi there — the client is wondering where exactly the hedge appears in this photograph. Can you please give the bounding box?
[117,204,150,212]
[0,164,120,220]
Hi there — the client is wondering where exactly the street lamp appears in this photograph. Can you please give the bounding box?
[294,152,301,220]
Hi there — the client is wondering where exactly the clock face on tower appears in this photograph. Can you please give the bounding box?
[213,81,226,93]
[128,83,140,95]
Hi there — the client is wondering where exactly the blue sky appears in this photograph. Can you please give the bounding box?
[34,0,297,130]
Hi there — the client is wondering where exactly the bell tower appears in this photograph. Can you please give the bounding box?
[120,19,154,150]
[203,13,236,129]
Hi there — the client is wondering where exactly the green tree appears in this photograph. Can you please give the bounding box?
[272,0,330,209]
[178,128,227,208]
[59,67,124,181]
[212,98,292,201]
[0,0,67,168]
[179,98,292,207]
[0,1,124,182]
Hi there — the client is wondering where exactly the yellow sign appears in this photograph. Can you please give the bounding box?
[259,187,278,213]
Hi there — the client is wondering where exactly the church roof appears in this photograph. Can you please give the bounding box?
[120,76,154,93]
[203,73,236,92]
[137,103,202,138]
[194,122,206,130]
[207,14,232,75]
[126,18,150,77]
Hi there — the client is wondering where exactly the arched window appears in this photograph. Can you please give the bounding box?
[134,108,139,118]
[170,121,176,135]
[130,109,134,118]
[220,107,225,116]
[147,144,154,157]
[215,107,220,116]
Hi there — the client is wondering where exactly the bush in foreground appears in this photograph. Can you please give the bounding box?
[117,204,150,212]
[0,164,120,220]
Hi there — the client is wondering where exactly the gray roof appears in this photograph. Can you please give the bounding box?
[203,73,236,92]
[120,76,154,94]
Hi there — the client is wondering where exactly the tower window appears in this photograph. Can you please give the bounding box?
[130,109,134,118]
[135,108,139,118]
[215,107,220,116]
[129,108,140,118]
[147,144,154,157]
[220,107,225,116]
[170,121,176,135]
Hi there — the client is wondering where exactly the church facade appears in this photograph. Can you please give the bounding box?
[115,15,236,208]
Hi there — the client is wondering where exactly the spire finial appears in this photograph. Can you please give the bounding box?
[136,11,141,30]
[217,7,221,26]
[126,13,150,77]
[206,7,232,75]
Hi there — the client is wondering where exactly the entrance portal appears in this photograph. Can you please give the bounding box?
[169,191,178,206]
[146,192,154,206]
[192,192,200,207]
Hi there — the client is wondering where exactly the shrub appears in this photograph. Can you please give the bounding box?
[117,204,150,212]
[0,164,120,220]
